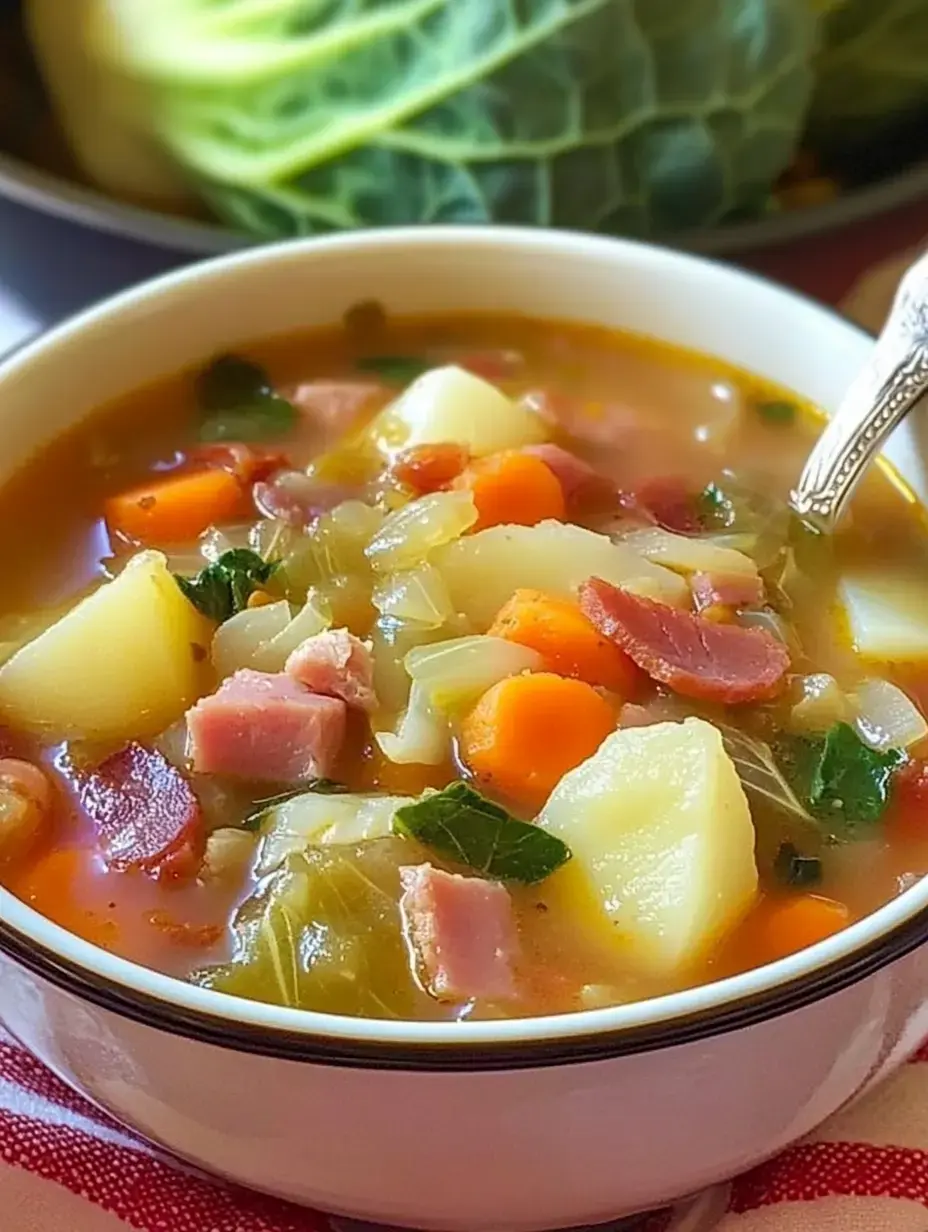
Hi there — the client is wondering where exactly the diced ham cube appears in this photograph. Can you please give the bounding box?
[74,743,203,878]
[691,571,764,614]
[400,863,519,1003]
[285,629,377,713]
[290,381,382,432]
[186,670,346,782]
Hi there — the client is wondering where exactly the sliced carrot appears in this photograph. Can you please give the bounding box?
[456,450,565,532]
[103,467,244,545]
[6,847,120,951]
[749,894,851,965]
[488,588,642,697]
[459,672,615,811]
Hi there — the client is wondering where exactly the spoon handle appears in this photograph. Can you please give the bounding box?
[790,249,928,535]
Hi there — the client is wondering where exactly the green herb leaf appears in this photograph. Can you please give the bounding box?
[774,841,822,887]
[779,722,905,834]
[697,482,737,530]
[393,781,570,885]
[756,399,797,426]
[808,722,905,827]
[174,548,277,623]
[356,355,430,384]
[196,353,297,442]
[243,779,351,832]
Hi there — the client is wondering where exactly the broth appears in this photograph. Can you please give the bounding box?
[1,309,927,1021]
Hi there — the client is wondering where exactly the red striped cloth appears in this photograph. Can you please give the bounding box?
[3,1018,928,1232]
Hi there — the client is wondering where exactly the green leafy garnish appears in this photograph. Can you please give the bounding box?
[243,780,351,832]
[393,781,571,885]
[355,355,430,384]
[697,482,736,530]
[774,841,822,888]
[174,548,277,623]
[196,353,297,442]
[756,399,797,426]
[779,722,905,834]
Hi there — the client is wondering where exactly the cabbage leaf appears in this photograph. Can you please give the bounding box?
[809,0,928,144]
[30,0,818,239]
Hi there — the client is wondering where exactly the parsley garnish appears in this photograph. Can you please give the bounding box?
[196,354,297,442]
[697,482,736,530]
[355,355,430,384]
[243,780,350,832]
[774,841,822,887]
[394,781,571,884]
[174,548,278,623]
[778,722,905,835]
[756,399,797,426]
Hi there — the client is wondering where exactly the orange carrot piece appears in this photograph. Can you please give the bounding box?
[751,894,851,965]
[103,467,244,545]
[488,588,642,697]
[459,672,615,811]
[7,848,120,951]
[457,450,566,532]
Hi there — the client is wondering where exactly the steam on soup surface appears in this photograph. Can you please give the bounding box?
[1,309,928,1022]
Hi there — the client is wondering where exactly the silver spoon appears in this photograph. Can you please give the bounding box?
[790,248,928,534]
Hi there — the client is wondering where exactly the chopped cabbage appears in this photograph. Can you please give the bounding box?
[434,520,687,628]
[256,792,414,876]
[405,635,543,712]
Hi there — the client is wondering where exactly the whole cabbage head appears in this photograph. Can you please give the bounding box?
[27,0,817,240]
[809,0,928,147]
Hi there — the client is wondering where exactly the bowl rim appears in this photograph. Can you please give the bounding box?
[1,223,922,1072]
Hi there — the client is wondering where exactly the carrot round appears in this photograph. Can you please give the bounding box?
[457,450,565,532]
[459,672,615,810]
[488,588,642,697]
[103,467,244,545]
[750,894,851,965]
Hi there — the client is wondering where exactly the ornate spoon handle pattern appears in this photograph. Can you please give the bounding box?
[790,249,928,535]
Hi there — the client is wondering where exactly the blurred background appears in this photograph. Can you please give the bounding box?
[0,0,926,339]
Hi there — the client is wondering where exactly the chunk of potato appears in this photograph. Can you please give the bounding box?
[379,365,549,456]
[433,520,688,628]
[538,717,758,976]
[839,569,928,662]
[0,551,212,741]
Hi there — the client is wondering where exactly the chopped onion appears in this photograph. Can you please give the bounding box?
[253,590,332,669]
[737,609,791,644]
[405,635,543,712]
[152,719,191,771]
[621,527,758,579]
[372,564,454,628]
[201,828,256,883]
[790,673,853,734]
[257,793,413,876]
[370,615,453,713]
[854,678,927,751]
[211,601,292,678]
[375,682,449,765]
[365,490,478,573]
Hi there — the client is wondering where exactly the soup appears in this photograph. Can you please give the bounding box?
[1,308,927,1023]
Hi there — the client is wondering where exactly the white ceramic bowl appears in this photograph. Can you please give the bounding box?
[2,228,928,1232]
